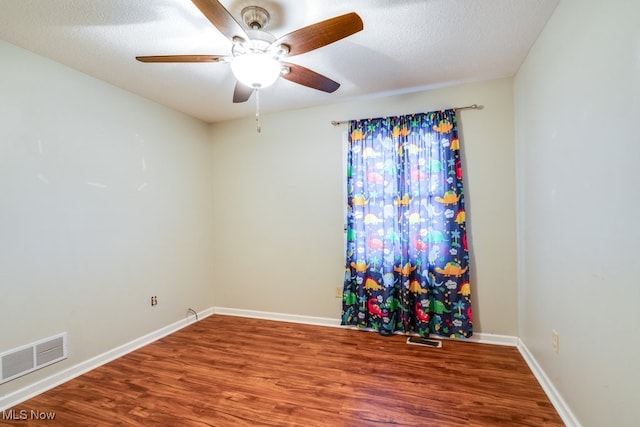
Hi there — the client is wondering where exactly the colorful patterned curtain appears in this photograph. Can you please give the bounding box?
[342,109,472,338]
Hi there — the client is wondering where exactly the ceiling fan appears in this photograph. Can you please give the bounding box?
[136,0,364,104]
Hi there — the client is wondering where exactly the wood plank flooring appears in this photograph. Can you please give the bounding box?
[2,315,564,426]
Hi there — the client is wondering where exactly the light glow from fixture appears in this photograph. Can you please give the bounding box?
[230,53,281,89]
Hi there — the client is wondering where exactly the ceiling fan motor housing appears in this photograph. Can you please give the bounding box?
[235,7,288,56]
[241,6,270,30]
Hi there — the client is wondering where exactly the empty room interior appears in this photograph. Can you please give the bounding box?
[0,0,638,426]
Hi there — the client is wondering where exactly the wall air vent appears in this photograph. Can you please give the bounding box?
[1,348,34,381]
[0,333,67,384]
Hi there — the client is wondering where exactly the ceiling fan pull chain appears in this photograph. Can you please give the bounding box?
[255,89,262,133]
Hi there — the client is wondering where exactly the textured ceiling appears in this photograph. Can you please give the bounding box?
[0,0,559,123]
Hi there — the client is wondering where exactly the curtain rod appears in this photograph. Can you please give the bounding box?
[330,104,479,126]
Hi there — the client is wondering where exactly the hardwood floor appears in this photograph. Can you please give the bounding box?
[3,315,563,426]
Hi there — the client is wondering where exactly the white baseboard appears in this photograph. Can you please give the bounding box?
[460,332,518,346]
[0,307,214,412]
[213,307,518,346]
[213,307,342,328]
[517,339,581,427]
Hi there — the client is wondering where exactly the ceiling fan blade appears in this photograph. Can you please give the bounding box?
[233,82,254,103]
[281,62,340,93]
[191,0,248,42]
[272,12,363,56]
[136,55,225,63]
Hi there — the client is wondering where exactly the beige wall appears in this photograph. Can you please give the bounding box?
[209,78,518,336]
[514,0,640,425]
[0,41,216,397]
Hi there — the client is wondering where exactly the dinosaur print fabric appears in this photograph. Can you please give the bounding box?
[342,110,473,338]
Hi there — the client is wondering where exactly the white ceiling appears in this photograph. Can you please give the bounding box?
[0,0,559,124]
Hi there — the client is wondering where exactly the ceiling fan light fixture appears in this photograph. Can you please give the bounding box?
[230,52,281,89]
[136,1,364,110]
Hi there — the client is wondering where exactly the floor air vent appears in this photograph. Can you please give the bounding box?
[406,336,442,348]
[0,333,67,384]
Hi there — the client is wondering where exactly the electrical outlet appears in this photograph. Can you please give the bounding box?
[552,330,559,353]
[151,296,158,306]
[335,286,343,298]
